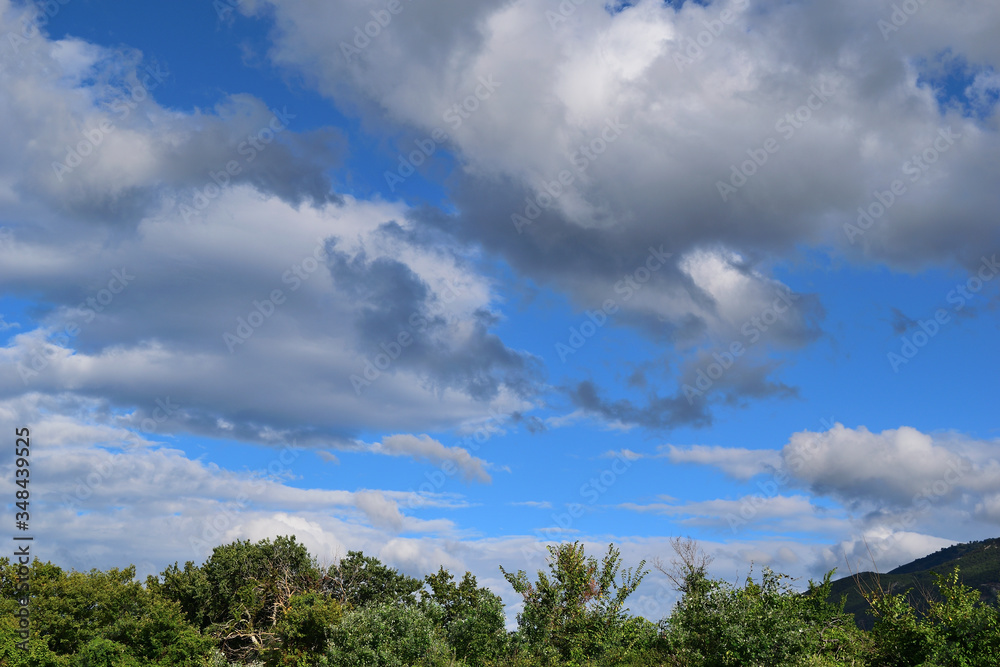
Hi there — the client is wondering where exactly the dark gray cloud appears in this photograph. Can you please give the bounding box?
[568,379,710,430]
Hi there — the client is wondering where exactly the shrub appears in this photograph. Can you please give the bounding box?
[500,542,650,664]
[422,568,508,665]
[324,602,455,666]
[72,639,141,667]
[865,566,1000,667]
[661,566,865,666]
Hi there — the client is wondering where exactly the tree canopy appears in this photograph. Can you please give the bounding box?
[2,535,999,666]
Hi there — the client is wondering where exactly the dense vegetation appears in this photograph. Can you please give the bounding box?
[827,537,1000,630]
[2,535,999,666]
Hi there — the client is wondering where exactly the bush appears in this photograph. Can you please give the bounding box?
[500,542,650,664]
[661,567,865,666]
[72,639,141,667]
[422,568,508,665]
[263,592,342,667]
[325,603,456,667]
[0,557,214,667]
[0,614,67,667]
[865,566,1000,667]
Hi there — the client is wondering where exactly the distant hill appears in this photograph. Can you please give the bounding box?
[826,537,1000,629]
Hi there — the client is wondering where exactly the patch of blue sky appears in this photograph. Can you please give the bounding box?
[915,50,1000,120]
[0,296,35,346]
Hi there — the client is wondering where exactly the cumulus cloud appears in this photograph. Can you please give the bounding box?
[780,424,994,507]
[0,7,342,228]
[243,0,1000,427]
[0,1,541,452]
[3,0,1000,616]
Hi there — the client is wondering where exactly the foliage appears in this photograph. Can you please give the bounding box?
[0,613,67,667]
[864,566,1000,666]
[500,541,649,663]
[421,567,508,665]
[660,565,866,666]
[72,638,141,667]
[146,560,212,630]
[0,557,213,667]
[4,536,1000,666]
[199,536,320,662]
[323,602,455,667]
[262,592,342,667]
[320,550,423,609]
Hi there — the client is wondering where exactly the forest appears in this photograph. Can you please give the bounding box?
[2,535,999,666]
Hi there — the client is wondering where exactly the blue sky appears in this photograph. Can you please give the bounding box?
[1,0,999,620]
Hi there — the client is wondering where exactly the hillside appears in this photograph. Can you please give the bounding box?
[827,537,1000,629]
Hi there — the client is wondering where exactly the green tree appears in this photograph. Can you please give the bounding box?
[263,591,342,667]
[13,563,150,656]
[924,567,1000,666]
[662,565,865,667]
[863,581,935,666]
[0,557,212,666]
[72,638,140,667]
[324,603,454,667]
[865,566,1000,667]
[421,567,508,665]
[146,560,211,630]
[0,614,66,667]
[200,535,321,662]
[500,542,649,663]
[320,551,422,609]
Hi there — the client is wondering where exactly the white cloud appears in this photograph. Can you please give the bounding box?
[510,500,552,509]
[619,494,839,534]
[781,424,999,507]
[367,433,492,483]
[666,444,781,480]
